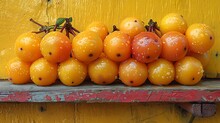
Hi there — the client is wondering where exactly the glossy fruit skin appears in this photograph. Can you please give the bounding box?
[187,51,210,68]
[161,31,188,61]
[15,32,42,62]
[40,31,72,63]
[160,13,187,34]
[186,23,214,54]
[104,31,131,62]
[119,17,145,39]
[132,32,162,63]
[86,22,109,41]
[148,58,175,85]
[72,31,103,63]
[30,58,58,86]
[88,57,118,85]
[175,56,204,85]
[7,58,31,84]
[119,58,148,86]
[58,58,87,86]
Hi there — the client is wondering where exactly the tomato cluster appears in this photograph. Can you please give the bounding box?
[7,13,214,86]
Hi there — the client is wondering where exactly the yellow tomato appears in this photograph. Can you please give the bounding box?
[175,56,204,85]
[186,23,214,54]
[148,58,175,85]
[72,31,103,63]
[119,17,145,39]
[15,32,42,62]
[88,57,118,85]
[30,58,58,86]
[187,51,210,68]
[58,58,87,86]
[86,22,109,41]
[7,58,31,84]
[160,13,187,34]
[119,58,148,86]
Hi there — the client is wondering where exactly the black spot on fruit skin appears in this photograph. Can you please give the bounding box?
[103,82,106,84]
[147,56,150,59]
[20,48,23,51]
[192,77,195,80]
[134,20,137,22]
[210,36,213,40]
[49,52,52,55]
[116,53,121,57]
[39,77,42,81]
[216,52,219,57]
[184,47,187,51]
[88,53,93,57]
[130,81,134,84]
[72,82,74,84]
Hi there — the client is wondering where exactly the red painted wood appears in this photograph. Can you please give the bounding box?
[0,79,219,102]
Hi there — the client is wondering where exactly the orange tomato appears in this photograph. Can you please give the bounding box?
[119,17,145,39]
[104,31,131,62]
[88,57,118,85]
[40,31,72,63]
[86,22,109,41]
[175,56,204,85]
[132,32,162,63]
[148,58,175,85]
[119,58,148,86]
[72,31,103,63]
[161,31,188,61]
[7,58,31,84]
[30,58,58,86]
[186,23,214,54]
[15,32,42,62]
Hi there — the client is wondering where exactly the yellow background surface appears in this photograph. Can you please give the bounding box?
[0,0,219,123]
[0,0,220,78]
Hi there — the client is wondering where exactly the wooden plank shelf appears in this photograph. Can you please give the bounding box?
[0,79,220,102]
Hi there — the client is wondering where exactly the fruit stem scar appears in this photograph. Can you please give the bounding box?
[130,80,134,84]
[19,48,23,51]
[192,77,195,80]
[134,20,137,22]
[39,77,42,81]
[49,52,52,55]
[147,56,150,59]
[210,36,213,40]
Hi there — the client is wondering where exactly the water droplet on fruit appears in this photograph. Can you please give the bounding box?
[167,72,170,75]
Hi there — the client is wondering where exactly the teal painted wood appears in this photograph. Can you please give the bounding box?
[0,79,219,102]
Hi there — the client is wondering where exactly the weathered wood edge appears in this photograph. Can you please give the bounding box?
[0,79,220,102]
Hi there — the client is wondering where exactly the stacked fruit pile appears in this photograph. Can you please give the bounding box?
[7,13,214,86]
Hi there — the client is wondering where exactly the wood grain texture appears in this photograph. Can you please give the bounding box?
[0,0,220,78]
[0,79,220,102]
[0,103,220,123]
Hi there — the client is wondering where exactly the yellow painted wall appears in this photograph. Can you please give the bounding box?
[0,103,219,123]
[0,0,220,78]
[0,0,220,123]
